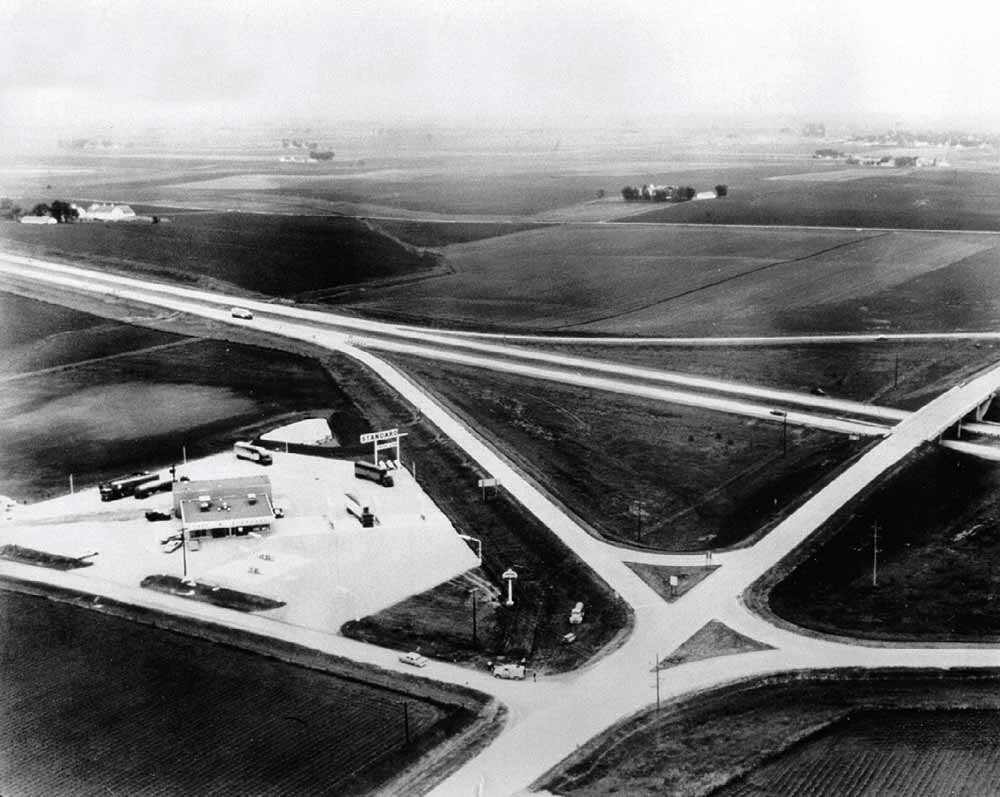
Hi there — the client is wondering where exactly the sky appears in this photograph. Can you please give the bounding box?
[3,0,1000,131]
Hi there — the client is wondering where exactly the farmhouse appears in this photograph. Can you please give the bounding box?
[83,202,136,221]
[174,475,275,540]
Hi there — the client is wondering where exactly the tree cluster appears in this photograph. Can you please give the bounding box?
[29,200,79,222]
[621,184,697,202]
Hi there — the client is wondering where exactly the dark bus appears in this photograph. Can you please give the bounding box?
[99,472,158,502]
[354,460,394,487]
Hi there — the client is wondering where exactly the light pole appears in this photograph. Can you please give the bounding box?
[872,521,880,587]
[770,410,788,456]
[502,568,518,607]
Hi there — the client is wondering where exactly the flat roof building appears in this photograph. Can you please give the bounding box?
[174,475,274,540]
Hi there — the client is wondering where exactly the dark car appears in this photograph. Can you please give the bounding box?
[145,510,172,522]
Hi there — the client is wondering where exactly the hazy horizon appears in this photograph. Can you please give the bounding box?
[3,0,1000,136]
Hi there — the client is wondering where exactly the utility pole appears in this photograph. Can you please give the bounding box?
[872,521,880,588]
[402,702,411,745]
[470,589,478,648]
[655,653,661,713]
[69,474,74,495]
[894,355,899,388]
[182,445,187,465]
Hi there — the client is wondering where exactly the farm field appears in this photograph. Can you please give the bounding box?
[0,586,475,796]
[621,167,1000,231]
[342,224,1000,336]
[0,211,436,296]
[523,340,1000,411]
[769,446,1000,641]
[377,353,868,551]
[717,709,1000,797]
[536,670,1000,797]
[0,291,355,501]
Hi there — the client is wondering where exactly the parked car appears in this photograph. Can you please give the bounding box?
[145,510,172,522]
[399,651,428,668]
[161,538,182,553]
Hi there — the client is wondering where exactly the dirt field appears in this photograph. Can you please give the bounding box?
[0,212,436,296]
[718,709,1000,796]
[377,354,868,551]
[768,446,1000,641]
[0,586,477,797]
[341,224,1000,335]
[535,669,1000,796]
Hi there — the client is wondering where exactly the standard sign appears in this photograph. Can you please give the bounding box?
[360,428,399,444]
[478,478,498,488]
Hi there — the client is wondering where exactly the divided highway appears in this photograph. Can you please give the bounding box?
[0,253,904,436]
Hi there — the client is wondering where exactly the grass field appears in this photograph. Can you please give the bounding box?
[377,353,867,551]
[0,587,474,796]
[0,292,358,501]
[342,224,1000,335]
[768,446,1000,641]
[536,669,1000,796]
[620,168,1000,231]
[525,340,1000,411]
[0,212,436,296]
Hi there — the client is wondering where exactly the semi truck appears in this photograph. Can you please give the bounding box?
[234,441,273,466]
[134,479,174,499]
[354,460,394,487]
[99,472,158,502]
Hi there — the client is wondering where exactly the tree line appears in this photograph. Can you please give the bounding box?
[621,184,727,202]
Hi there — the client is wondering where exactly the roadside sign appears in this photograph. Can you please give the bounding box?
[360,429,399,444]
[478,478,498,488]
[360,428,407,466]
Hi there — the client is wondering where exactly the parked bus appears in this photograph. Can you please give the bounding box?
[234,441,273,466]
[99,472,158,502]
[354,460,394,487]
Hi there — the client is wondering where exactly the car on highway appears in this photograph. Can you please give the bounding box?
[399,651,428,668]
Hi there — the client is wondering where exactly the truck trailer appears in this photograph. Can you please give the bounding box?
[234,441,273,466]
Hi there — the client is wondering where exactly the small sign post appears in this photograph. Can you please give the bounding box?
[668,574,679,597]
[478,477,499,501]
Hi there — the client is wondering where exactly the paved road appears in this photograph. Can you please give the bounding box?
[4,250,1000,795]
[0,253,904,435]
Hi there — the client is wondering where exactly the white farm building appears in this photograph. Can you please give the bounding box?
[83,203,136,221]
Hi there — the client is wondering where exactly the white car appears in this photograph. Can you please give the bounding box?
[161,539,182,554]
[399,651,428,668]
[492,663,526,680]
